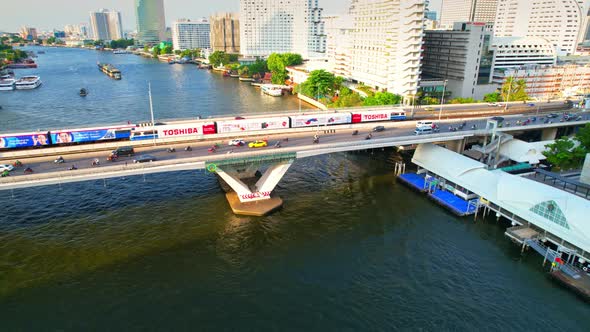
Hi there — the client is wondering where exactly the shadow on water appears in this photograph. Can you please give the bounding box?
[0,151,589,330]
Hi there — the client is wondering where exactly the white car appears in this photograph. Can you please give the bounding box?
[0,164,14,172]
[228,139,245,146]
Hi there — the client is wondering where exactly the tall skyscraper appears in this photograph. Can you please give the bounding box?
[210,13,240,54]
[135,0,166,45]
[89,9,123,41]
[347,0,425,99]
[494,0,589,55]
[172,19,211,51]
[440,0,498,30]
[239,0,326,58]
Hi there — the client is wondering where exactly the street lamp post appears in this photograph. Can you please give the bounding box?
[504,77,512,113]
[148,82,156,147]
[438,80,447,121]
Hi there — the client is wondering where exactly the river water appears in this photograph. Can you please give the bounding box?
[0,47,588,330]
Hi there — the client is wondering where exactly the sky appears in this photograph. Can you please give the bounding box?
[2,0,442,32]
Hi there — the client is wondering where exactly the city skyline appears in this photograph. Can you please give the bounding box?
[2,0,443,32]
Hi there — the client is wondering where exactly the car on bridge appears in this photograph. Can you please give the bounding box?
[133,155,157,163]
[228,139,246,146]
[0,164,14,172]
[248,140,268,148]
[372,126,385,132]
[547,113,559,118]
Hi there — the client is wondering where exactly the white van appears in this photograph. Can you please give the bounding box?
[414,127,433,135]
[416,121,434,128]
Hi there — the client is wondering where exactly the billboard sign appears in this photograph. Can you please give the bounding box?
[216,117,290,133]
[156,122,216,138]
[0,132,50,149]
[290,113,351,128]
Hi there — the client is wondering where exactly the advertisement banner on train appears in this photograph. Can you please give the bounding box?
[50,128,126,144]
[0,133,50,148]
[290,113,351,128]
[157,122,216,138]
[351,111,391,123]
[216,117,290,133]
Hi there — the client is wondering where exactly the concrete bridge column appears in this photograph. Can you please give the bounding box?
[212,160,294,216]
[446,139,465,154]
[541,127,558,141]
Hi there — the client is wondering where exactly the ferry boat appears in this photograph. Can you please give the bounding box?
[97,63,122,80]
[261,85,284,97]
[15,76,42,90]
[113,49,128,54]
[0,78,16,91]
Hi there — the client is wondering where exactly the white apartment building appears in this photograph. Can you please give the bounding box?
[494,0,590,56]
[423,22,488,99]
[439,0,498,30]
[348,0,425,99]
[493,64,590,99]
[172,19,211,51]
[239,0,326,58]
[490,36,557,78]
[324,15,354,80]
[89,9,123,41]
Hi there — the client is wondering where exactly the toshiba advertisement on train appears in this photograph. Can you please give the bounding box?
[157,122,216,138]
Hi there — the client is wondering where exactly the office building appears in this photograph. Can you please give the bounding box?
[440,0,498,30]
[493,64,590,99]
[210,13,240,54]
[172,19,211,50]
[135,0,166,45]
[19,27,37,41]
[239,0,326,58]
[348,0,424,99]
[494,0,589,56]
[422,22,490,99]
[89,9,123,41]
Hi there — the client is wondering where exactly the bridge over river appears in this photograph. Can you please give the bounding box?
[1,110,588,215]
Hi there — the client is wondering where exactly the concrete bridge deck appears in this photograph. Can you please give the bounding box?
[0,112,588,190]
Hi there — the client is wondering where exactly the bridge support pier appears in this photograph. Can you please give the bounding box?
[541,127,558,141]
[445,139,465,154]
[213,160,294,216]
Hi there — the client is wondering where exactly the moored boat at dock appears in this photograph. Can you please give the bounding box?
[0,78,16,91]
[261,84,286,97]
[97,63,122,80]
[15,76,42,90]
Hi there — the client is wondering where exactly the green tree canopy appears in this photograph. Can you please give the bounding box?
[362,92,402,106]
[483,92,501,102]
[267,53,303,84]
[109,39,134,49]
[162,45,173,54]
[502,77,528,101]
[543,124,590,170]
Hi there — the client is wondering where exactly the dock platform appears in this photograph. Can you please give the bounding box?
[550,269,590,302]
[429,189,477,216]
[397,173,427,192]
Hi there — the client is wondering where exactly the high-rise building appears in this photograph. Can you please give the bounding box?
[239,0,326,58]
[19,27,37,40]
[324,15,354,80]
[89,9,123,41]
[494,0,589,56]
[348,0,425,99]
[440,0,498,30]
[135,0,166,45]
[210,13,240,54]
[172,19,211,51]
[422,22,489,99]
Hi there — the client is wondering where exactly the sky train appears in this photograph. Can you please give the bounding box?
[0,109,406,150]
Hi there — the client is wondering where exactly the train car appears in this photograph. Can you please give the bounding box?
[216,117,290,133]
[351,109,406,123]
[0,131,51,150]
[289,112,352,128]
[49,125,133,144]
[156,122,216,139]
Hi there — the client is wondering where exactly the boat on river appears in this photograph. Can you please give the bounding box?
[79,88,88,97]
[0,78,16,91]
[15,76,42,90]
[261,85,285,97]
[97,63,121,80]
